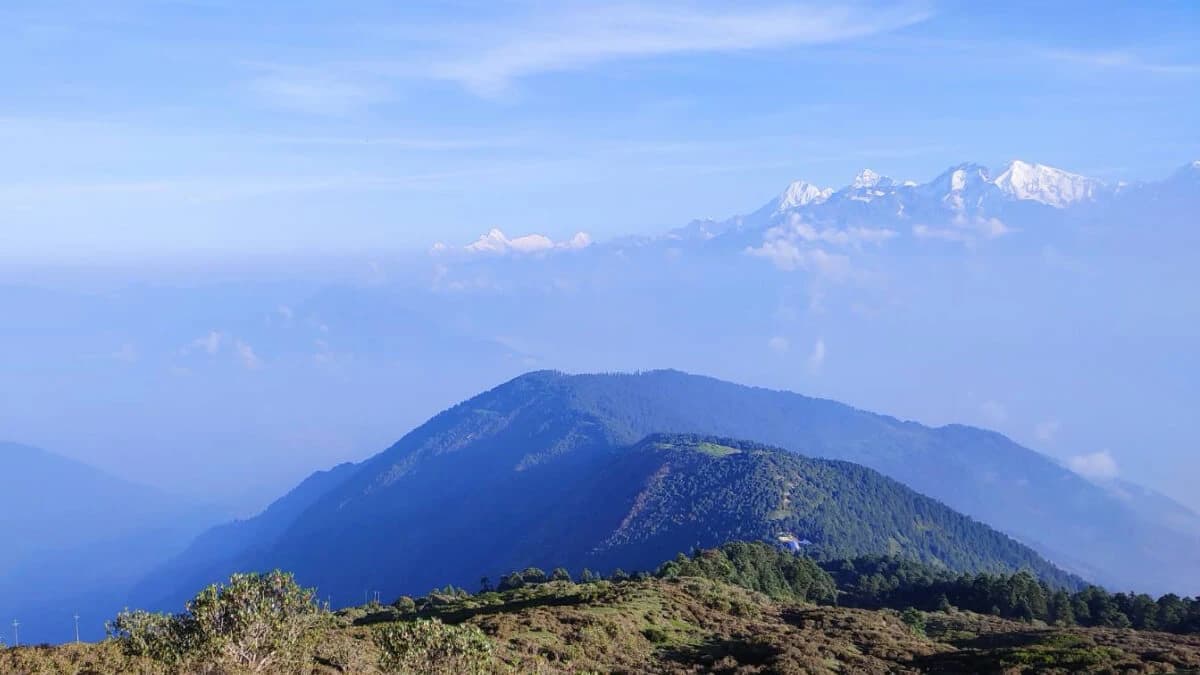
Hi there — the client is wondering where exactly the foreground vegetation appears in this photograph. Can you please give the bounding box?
[4,542,1199,674]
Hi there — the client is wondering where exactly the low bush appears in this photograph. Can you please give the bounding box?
[372,618,493,674]
[109,570,326,672]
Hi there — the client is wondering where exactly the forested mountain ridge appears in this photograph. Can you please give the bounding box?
[578,434,1080,588]
[295,370,1189,592]
[461,370,1198,593]
[135,376,1082,610]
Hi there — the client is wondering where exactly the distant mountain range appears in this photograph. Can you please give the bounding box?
[0,442,218,644]
[659,159,1200,248]
[135,370,1200,613]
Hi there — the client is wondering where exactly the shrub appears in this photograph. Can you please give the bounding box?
[317,630,378,674]
[186,570,325,671]
[109,570,326,672]
[108,609,194,666]
[372,619,493,674]
[642,627,670,644]
[519,567,548,584]
[900,608,927,636]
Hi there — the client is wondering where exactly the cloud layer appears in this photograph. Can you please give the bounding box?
[745,219,894,280]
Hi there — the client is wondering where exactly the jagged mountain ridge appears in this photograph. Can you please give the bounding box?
[670,159,1198,245]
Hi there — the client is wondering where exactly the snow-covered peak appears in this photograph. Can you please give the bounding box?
[917,163,995,211]
[452,228,593,255]
[852,168,887,189]
[776,180,833,211]
[930,163,992,192]
[841,169,900,202]
[1162,160,1200,187]
[950,164,989,191]
[992,160,1103,208]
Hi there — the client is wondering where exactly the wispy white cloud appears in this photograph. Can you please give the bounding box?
[746,239,853,280]
[0,169,536,204]
[744,214,893,279]
[234,340,262,370]
[426,2,933,95]
[319,1,926,96]
[187,330,225,356]
[246,64,389,115]
[807,337,827,372]
[258,134,523,150]
[227,3,932,106]
[913,216,1011,245]
[1067,450,1119,481]
[912,224,970,243]
[180,330,261,369]
[772,219,897,247]
[768,335,790,354]
[1041,48,1200,75]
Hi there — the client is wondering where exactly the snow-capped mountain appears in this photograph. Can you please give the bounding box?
[992,160,1105,208]
[776,180,834,210]
[659,160,1197,250]
[456,159,1196,258]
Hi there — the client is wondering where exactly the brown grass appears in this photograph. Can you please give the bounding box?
[5,579,1199,674]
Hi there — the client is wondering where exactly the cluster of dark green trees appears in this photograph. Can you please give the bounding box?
[823,555,1200,633]
[494,566,574,591]
[654,541,837,604]
[479,565,636,595]
[477,541,836,603]
[422,541,1198,637]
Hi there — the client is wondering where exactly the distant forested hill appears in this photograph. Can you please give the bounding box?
[147,370,1195,600]
[135,371,1085,609]
[0,442,217,643]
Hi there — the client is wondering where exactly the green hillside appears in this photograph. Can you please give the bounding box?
[10,543,1200,674]
[137,410,1083,613]
[137,370,1195,611]
[575,434,1081,587]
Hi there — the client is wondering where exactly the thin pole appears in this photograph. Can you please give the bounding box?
[11,620,18,647]
[74,613,80,644]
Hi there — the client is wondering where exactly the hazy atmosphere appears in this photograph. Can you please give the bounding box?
[4,0,1197,509]
[2,0,1199,659]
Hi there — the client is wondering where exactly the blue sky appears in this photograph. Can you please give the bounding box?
[2,0,1198,260]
